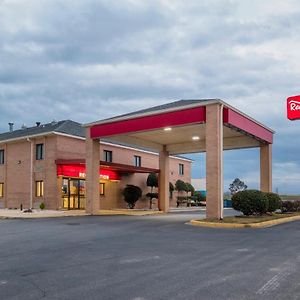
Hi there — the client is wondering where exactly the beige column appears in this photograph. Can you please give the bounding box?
[206,104,223,220]
[260,143,272,192]
[85,128,100,214]
[158,146,169,212]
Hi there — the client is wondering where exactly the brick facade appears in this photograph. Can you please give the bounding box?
[0,133,191,210]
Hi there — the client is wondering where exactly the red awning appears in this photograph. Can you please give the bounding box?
[55,159,159,179]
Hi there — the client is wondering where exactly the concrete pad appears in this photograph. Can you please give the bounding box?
[0,209,87,219]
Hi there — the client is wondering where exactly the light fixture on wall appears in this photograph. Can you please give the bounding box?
[192,136,200,141]
[164,127,172,131]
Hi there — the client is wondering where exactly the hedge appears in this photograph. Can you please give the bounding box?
[232,190,268,215]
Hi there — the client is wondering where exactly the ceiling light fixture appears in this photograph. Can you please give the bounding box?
[164,127,172,131]
[192,136,200,141]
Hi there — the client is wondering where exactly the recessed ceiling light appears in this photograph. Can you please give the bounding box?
[164,127,172,131]
[192,136,200,141]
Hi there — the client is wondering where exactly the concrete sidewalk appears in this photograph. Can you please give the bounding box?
[0,209,88,219]
[0,208,164,219]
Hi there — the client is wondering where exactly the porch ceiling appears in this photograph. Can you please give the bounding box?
[105,123,261,155]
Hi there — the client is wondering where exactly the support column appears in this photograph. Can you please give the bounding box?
[260,143,272,192]
[206,104,223,220]
[85,128,100,215]
[158,146,169,212]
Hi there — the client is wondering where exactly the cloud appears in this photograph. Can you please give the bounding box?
[1,0,300,194]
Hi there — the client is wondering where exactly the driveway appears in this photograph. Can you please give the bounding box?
[0,210,299,300]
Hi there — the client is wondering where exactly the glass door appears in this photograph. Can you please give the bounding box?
[62,178,86,210]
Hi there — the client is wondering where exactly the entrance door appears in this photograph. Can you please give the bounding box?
[62,178,86,210]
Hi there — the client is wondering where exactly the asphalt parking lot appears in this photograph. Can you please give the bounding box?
[0,210,300,300]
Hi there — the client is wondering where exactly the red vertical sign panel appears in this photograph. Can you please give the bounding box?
[287,95,300,120]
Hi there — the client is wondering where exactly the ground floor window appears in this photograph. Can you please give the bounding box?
[35,181,44,197]
[100,183,105,195]
[0,183,3,197]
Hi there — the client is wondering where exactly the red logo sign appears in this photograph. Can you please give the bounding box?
[287,95,300,120]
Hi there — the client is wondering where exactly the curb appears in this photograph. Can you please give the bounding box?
[188,215,300,229]
[97,210,165,216]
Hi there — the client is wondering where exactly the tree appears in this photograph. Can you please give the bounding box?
[185,182,195,196]
[229,178,247,195]
[175,179,188,193]
[146,173,158,209]
[123,185,142,209]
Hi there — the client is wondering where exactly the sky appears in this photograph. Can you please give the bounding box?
[0,0,300,194]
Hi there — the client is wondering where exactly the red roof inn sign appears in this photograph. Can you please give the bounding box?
[287,95,300,120]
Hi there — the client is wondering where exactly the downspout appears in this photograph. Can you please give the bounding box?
[27,138,33,209]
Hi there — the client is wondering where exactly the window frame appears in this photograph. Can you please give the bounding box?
[134,155,141,167]
[0,149,4,165]
[36,143,44,160]
[103,150,113,163]
[35,180,44,197]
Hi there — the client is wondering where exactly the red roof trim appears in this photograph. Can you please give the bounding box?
[90,106,206,138]
[223,108,273,144]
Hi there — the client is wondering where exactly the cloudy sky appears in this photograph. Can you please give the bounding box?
[1,0,300,194]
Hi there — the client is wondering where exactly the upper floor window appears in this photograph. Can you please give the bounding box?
[36,144,44,160]
[103,150,112,163]
[0,183,3,197]
[0,150,4,165]
[179,163,184,175]
[134,155,141,167]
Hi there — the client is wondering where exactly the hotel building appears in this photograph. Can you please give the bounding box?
[0,120,191,210]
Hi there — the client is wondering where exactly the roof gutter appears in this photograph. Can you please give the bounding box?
[0,132,55,144]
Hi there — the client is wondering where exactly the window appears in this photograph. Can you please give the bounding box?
[100,183,105,196]
[36,144,44,160]
[36,181,44,197]
[103,150,112,162]
[0,183,3,197]
[134,155,141,167]
[179,163,184,175]
[0,149,4,164]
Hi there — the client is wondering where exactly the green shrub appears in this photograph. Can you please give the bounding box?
[265,192,281,212]
[175,180,188,193]
[39,202,45,210]
[123,185,142,209]
[232,189,268,216]
[281,200,300,213]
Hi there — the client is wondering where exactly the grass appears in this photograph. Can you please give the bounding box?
[280,195,300,201]
[197,212,300,224]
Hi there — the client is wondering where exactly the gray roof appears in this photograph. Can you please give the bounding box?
[0,119,192,161]
[0,120,85,141]
[99,99,218,123]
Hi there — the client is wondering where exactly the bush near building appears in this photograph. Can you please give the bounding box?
[123,185,142,209]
